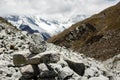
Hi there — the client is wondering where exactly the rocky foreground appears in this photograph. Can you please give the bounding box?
[0,17,120,80]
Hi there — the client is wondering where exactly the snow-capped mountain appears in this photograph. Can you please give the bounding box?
[3,15,88,40]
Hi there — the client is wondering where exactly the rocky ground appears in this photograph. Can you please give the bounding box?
[0,17,120,80]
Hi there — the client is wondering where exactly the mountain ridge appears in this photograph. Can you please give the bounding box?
[48,2,120,61]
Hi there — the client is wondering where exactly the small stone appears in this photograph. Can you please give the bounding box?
[89,75,109,80]
[0,70,3,74]
[6,73,12,77]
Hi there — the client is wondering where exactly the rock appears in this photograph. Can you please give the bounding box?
[84,67,99,78]
[29,42,47,54]
[13,50,31,66]
[56,66,74,80]
[0,70,3,74]
[0,34,4,39]
[20,64,39,79]
[31,33,44,44]
[6,73,12,77]
[6,28,12,34]
[39,70,57,79]
[81,77,89,80]
[64,58,85,76]
[89,75,109,80]
[38,63,57,79]
[28,51,60,64]
[0,48,5,54]
[29,33,47,54]
[0,25,5,31]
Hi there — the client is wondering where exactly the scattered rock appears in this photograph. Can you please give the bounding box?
[64,58,85,76]
[20,64,39,79]
[57,66,74,80]
[28,51,60,64]
[13,50,31,66]
[29,43,46,54]
[6,73,12,77]
[89,75,109,80]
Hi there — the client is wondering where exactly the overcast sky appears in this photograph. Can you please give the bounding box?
[0,0,119,18]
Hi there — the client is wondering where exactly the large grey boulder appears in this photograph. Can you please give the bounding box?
[29,33,47,54]
[64,58,85,76]
[29,42,47,54]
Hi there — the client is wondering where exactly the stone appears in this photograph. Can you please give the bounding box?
[57,66,74,80]
[64,58,85,76]
[31,33,44,44]
[89,75,109,80]
[38,63,57,79]
[38,63,49,71]
[6,73,12,77]
[39,70,57,78]
[20,64,39,79]
[29,43,47,54]
[84,68,98,78]
[0,48,5,54]
[28,51,60,64]
[13,50,31,66]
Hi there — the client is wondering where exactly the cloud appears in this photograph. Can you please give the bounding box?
[0,0,119,18]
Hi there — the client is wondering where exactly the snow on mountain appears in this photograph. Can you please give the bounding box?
[3,15,87,39]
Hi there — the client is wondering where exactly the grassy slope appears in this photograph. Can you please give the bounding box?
[48,2,120,61]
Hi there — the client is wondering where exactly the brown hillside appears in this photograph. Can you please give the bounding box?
[48,2,120,61]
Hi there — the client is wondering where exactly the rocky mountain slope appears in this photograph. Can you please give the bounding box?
[1,16,120,80]
[48,2,120,61]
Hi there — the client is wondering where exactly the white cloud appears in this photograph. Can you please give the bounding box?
[0,0,119,18]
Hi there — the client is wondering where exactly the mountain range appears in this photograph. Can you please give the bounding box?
[3,15,87,40]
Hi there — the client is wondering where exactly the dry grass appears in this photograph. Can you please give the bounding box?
[47,2,120,61]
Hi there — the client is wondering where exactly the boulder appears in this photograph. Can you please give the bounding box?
[29,42,47,54]
[31,33,44,44]
[38,63,57,79]
[64,58,85,76]
[29,33,47,54]
[28,51,60,64]
[56,66,74,80]
[13,50,31,66]
[20,64,39,80]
